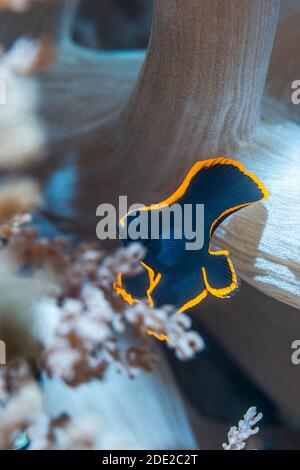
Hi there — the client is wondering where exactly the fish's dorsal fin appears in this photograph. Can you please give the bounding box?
[177,158,269,238]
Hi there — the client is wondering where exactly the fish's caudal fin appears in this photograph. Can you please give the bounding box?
[202,250,239,298]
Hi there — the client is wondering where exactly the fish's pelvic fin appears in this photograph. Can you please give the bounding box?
[113,263,161,308]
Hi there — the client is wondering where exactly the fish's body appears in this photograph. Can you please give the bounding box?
[114,158,269,313]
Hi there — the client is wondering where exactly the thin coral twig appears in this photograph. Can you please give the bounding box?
[222,407,263,450]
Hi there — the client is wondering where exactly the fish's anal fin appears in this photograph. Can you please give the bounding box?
[178,288,208,313]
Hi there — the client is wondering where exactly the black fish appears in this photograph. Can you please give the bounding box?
[114,158,269,313]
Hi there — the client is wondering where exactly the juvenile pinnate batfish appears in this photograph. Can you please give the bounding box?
[114,158,269,313]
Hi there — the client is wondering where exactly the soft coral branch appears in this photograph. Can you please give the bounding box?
[0,359,102,450]
[0,218,204,387]
[223,407,263,450]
